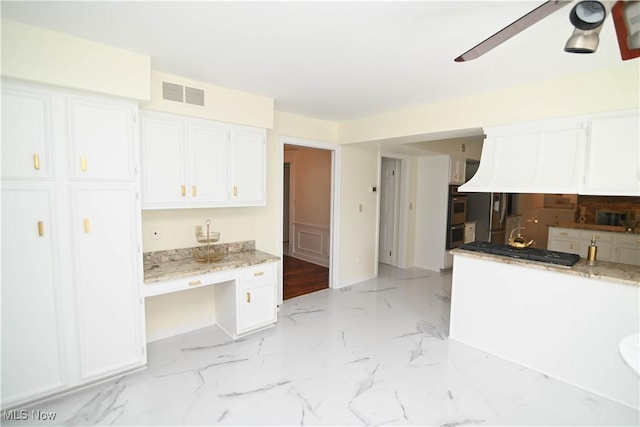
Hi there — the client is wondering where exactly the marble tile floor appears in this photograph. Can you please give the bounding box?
[6,264,639,426]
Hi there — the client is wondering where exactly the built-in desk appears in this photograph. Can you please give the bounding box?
[143,241,280,339]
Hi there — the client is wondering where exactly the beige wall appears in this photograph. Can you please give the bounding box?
[338,146,380,286]
[142,71,274,129]
[338,62,640,144]
[286,146,332,227]
[1,19,151,100]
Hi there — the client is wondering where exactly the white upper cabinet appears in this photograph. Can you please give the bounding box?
[140,115,186,206]
[189,120,229,206]
[460,109,639,196]
[1,87,53,179]
[229,126,266,205]
[140,111,266,209]
[67,97,137,181]
[582,110,640,196]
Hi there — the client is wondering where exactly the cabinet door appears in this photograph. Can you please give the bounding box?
[1,185,67,406]
[229,127,266,205]
[583,111,640,196]
[238,280,277,334]
[548,237,580,255]
[615,245,640,266]
[1,87,53,179]
[67,98,136,181]
[141,115,186,207]
[189,121,229,206]
[71,185,144,380]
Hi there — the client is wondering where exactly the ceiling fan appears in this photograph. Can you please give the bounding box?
[454,0,640,62]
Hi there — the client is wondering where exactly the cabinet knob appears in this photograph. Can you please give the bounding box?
[37,221,44,236]
[192,185,197,197]
[33,154,41,171]
[83,218,90,234]
[246,292,251,303]
[233,186,238,197]
[189,280,202,287]
[254,271,264,277]
[80,156,87,172]
[181,185,186,197]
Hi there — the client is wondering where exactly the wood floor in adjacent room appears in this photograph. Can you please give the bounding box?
[282,255,329,300]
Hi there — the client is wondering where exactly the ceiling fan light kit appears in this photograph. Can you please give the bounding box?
[564,0,608,53]
[565,27,603,52]
[454,0,640,62]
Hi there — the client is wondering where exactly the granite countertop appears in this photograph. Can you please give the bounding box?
[451,248,640,287]
[143,240,279,284]
[550,223,639,235]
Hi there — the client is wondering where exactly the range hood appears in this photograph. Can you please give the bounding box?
[459,120,587,194]
[459,109,640,196]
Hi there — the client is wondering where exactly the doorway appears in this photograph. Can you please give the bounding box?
[378,157,400,266]
[282,142,334,300]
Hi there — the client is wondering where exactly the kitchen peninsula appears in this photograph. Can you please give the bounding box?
[449,249,640,410]
[143,241,279,339]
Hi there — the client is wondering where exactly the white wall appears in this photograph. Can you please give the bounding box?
[414,156,450,272]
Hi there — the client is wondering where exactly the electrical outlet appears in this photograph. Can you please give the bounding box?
[151,230,160,240]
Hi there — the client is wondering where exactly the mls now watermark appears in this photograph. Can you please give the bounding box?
[2,409,57,421]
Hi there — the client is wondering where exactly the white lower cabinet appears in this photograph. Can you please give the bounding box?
[1,183,67,405]
[548,227,638,265]
[215,263,277,339]
[71,185,145,381]
[613,234,640,266]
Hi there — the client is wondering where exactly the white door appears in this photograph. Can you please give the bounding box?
[189,121,229,205]
[71,185,143,380]
[1,184,67,405]
[379,158,398,265]
[140,115,186,206]
[67,98,136,181]
[1,88,53,179]
[230,127,266,205]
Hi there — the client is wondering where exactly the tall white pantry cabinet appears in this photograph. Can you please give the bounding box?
[1,81,146,408]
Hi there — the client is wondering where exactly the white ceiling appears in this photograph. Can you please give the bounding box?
[0,1,626,122]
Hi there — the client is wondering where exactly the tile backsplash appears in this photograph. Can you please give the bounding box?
[576,196,640,225]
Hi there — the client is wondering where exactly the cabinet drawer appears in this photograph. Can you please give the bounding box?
[237,263,276,282]
[579,230,614,242]
[548,227,580,239]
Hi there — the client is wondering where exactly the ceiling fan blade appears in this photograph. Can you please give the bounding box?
[455,0,573,62]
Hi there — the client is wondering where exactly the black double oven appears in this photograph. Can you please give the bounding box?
[446,185,467,249]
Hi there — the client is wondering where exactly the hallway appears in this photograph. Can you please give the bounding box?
[282,255,329,300]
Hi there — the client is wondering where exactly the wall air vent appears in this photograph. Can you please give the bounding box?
[162,81,184,103]
[185,86,205,106]
[162,81,205,107]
